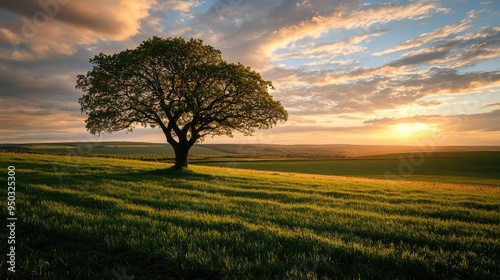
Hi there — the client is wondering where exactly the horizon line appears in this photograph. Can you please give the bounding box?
[1,141,500,148]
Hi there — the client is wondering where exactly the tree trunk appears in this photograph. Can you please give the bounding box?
[173,143,190,170]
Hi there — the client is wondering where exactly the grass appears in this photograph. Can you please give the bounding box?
[1,152,499,279]
[197,151,500,186]
[0,142,226,155]
[5,142,498,186]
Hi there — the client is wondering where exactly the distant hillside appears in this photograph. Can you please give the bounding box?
[0,142,224,155]
[2,142,500,158]
[199,143,500,158]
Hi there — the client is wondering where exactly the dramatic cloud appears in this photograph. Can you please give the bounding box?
[213,0,442,69]
[0,0,499,145]
[0,0,156,57]
[364,110,500,132]
[373,19,471,56]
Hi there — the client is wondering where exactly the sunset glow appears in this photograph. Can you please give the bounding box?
[0,1,499,145]
[392,123,437,138]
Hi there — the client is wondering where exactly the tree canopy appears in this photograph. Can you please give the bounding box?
[76,37,288,169]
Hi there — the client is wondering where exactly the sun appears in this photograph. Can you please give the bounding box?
[391,122,436,137]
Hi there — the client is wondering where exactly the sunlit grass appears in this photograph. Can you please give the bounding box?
[198,154,500,186]
[1,152,499,279]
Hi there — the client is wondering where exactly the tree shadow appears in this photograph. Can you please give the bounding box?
[19,164,223,187]
[144,166,201,177]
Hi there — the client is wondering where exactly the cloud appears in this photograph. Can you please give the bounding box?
[277,31,385,61]
[166,0,201,12]
[0,0,156,57]
[457,110,500,131]
[363,110,500,132]
[261,14,500,116]
[388,26,500,68]
[213,0,441,69]
[389,48,450,67]
[0,0,498,145]
[415,100,443,107]
[0,49,90,143]
[267,64,500,117]
[0,101,84,143]
[284,41,366,59]
[374,20,471,56]
[302,59,360,68]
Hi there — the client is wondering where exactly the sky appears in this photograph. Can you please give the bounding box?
[0,0,499,146]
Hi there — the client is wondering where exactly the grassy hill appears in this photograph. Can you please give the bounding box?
[1,152,499,279]
[3,142,500,158]
[198,151,500,186]
[199,144,500,158]
[2,142,500,186]
[0,142,225,155]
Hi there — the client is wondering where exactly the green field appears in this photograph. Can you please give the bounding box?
[1,152,499,279]
[0,142,225,155]
[197,151,500,186]
[3,143,499,186]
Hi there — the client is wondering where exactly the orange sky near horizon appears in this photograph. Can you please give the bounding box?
[1,0,499,145]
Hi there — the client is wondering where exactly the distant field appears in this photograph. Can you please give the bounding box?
[1,152,499,279]
[200,143,500,158]
[3,142,500,157]
[196,152,500,186]
[0,142,225,155]
[2,142,499,186]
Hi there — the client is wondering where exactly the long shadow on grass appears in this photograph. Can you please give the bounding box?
[19,186,459,280]
[29,166,500,226]
[24,166,500,236]
[18,222,222,279]
[18,167,500,279]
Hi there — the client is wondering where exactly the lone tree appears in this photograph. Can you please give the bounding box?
[76,37,287,169]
